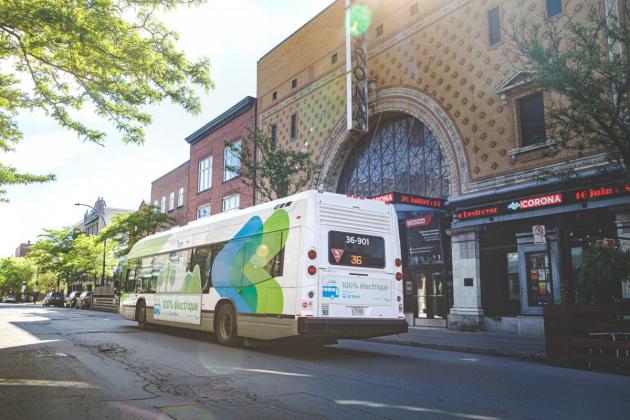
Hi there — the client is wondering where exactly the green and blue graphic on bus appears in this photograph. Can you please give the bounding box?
[212,209,289,314]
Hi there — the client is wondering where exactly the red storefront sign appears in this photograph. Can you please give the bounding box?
[368,192,445,209]
[456,181,629,221]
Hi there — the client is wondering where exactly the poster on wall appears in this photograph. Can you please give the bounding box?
[406,214,444,266]
[525,252,553,306]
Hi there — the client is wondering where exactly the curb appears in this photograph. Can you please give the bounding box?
[368,338,547,362]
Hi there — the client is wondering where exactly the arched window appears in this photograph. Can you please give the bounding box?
[337,116,449,198]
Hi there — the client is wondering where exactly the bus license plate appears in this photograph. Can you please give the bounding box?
[351,306,364,316]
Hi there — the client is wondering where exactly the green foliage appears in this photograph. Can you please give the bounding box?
[0,257,35,295]
[577,246,630,305]
[29,227,116,288]
[0,0,214,201]
[511,3,630,174]
[98,205,176,256]
[224,129,319,202]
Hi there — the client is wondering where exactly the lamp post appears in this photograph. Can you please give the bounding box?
[75,202,107,286]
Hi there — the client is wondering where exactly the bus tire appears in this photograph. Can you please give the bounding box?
[136,300,147,329]
[215,303,239,346]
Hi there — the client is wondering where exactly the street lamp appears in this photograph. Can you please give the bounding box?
[75,202,107,286]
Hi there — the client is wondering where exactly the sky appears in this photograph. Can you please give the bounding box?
[0,0,334,257]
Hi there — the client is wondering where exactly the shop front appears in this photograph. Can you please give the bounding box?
[452,177,630,334]
[370,192,452,326]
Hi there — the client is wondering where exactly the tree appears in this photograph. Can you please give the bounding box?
[98,205,176,256]
[0,0,214,200]
[224,130,319,202]
[510,2,630,174]
[29,227,116,290]
[0,257,35,295]
[577,246,630,305]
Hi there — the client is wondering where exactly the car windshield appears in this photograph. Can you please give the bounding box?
[52,293,63,298]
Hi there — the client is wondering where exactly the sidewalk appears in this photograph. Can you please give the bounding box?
[370,326,546,361]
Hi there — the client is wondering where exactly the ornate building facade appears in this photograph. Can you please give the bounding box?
[257,0,629,333]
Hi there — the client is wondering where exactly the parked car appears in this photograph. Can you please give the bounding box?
[76,291,93,309]
[5,294,16,303]
[44,292,65,308]
[65,291,82,308]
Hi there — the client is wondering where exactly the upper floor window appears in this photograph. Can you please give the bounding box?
[178,187,184,207]
[546,0,562,17]
[160,196,166,213]
[272,91,277,101]
[331,52,338,65]
[223,140,241,182]
[197,204,211,219]
[271,124,277,147]
[198,156,212,192]
[222,194,240,212]
[488,7,501,45]
[290,113,297,139]
[168,192,175,211]
[376,24,383,37]
[291,78,297,89]
[518,92,546,147]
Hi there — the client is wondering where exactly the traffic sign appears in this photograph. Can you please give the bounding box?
[533,225,546,244]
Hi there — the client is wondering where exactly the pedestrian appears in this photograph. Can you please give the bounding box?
[20,282,26,303]
[33,283,39,304]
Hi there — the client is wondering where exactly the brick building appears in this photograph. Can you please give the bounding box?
[257,0,630,333]
[185,96,256,222]
[150,161,190,227]
[14,241,32,258]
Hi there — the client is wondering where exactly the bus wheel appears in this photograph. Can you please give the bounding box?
[137,301,147,329]
[216,304,239,346]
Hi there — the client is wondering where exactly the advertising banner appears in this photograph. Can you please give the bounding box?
[345,0,369,133]
[406,214,444,266]
[153,294,202,325]
[322,278,392,305]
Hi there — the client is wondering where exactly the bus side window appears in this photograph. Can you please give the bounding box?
[125,268,136,292]
[243,231,285,282]
[207,241,226,289]
[192,246,212,294]
[265,230,285,278]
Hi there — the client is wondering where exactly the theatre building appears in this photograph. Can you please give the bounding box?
[256,0,630,333]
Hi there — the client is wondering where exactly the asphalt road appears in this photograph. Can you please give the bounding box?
[1,303,629,420]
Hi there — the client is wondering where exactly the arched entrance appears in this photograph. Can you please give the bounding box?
[332,110,453,325]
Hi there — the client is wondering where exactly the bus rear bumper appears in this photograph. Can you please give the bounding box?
[297,317,408,339]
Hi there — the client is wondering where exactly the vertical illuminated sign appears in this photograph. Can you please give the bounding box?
[345,0,369,133]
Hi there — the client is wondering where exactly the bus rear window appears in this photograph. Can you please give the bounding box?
[328,231,385,268]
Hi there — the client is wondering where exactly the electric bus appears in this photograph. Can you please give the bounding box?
[119,190,407,345]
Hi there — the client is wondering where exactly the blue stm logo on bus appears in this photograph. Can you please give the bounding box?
[153,303,161,316]
[322,284,339,299]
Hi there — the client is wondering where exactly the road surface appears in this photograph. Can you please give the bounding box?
[0,303,628,419]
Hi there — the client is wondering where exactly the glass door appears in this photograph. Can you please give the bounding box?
[416,271,447,319]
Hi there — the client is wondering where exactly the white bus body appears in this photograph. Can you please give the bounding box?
[119,190,407,343]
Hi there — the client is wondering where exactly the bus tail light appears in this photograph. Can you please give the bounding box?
[308,249,317,260]
[308,265,317,275]
[395,258,402,267]
[395,272,402,281]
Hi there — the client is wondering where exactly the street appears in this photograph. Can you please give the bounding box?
[1,304,629,420]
